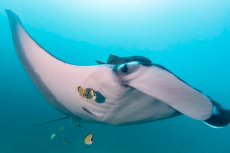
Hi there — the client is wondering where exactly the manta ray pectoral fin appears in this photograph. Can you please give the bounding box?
[6,9,97,119]
[203,99,230,128]
[113,62,213,120]
[6,9,72,110]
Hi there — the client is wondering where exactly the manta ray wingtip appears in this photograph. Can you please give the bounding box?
[5,9,11,13]
[203,100,230,128]
[5,9,21,27]
[5,9,16,16]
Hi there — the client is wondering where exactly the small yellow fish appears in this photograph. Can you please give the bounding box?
[75,124,81,127]
[63,138,67,144]
[59,126,64,133]
[51,133,56,139]
[87,90,97,102]
[84,133,93,145]
[77,86,86,98]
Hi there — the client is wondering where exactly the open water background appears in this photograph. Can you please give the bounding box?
[0,0,230,152]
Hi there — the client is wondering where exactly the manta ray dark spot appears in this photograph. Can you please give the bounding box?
[94,91,106,103]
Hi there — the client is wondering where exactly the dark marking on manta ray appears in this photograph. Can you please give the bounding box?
[82,107,97,117]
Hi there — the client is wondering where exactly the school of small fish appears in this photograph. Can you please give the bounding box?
[50,118,93,145]
[49,87,96,145]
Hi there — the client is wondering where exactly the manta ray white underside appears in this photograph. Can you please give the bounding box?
[6,10,230,127]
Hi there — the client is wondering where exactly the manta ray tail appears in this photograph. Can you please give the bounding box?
[203,99,230,128]
[33,117,69,127]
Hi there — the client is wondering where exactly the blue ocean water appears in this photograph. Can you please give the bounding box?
[0,0,230,152]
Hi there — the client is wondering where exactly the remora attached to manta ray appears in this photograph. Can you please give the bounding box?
[6,10,230,128]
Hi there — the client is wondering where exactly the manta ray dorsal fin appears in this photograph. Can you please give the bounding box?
[107,54,119,63]
[95,60,105,65]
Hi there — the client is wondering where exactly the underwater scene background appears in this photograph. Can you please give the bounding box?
[1,0,230,152]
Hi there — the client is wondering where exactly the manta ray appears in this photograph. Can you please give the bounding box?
[6,9,230,128]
